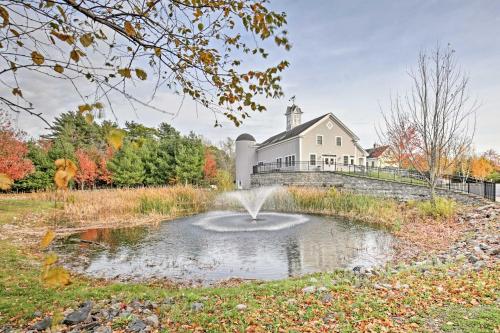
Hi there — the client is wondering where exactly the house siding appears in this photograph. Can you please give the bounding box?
[300,116,366,166]
[256,137,300,165]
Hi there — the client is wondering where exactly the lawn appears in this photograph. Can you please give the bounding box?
[0,187,497,332]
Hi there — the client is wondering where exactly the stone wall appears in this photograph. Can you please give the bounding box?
[251,171,485,205]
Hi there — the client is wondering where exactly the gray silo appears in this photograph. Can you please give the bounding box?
[235,133,257,189]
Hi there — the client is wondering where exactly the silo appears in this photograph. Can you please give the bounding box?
[235,133,257,189]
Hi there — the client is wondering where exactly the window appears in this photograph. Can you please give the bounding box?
[258,161,264,166]
[276,157,282,168]
[371,161,375,167]
[343,156,349,165]
[358,158,364,166]
[284,155,295,167]
[316,135,323,145]
[350,156,354,165]
[336,136,342,146]
[310,154,316,166]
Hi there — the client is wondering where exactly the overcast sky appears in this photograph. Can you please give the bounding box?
[7,0,500,151]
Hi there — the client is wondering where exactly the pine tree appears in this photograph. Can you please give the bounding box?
[107,144,145,187]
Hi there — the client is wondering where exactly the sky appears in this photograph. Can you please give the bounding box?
[7,0,500,151]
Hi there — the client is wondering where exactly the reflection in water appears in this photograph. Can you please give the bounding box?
[59,212,394,283]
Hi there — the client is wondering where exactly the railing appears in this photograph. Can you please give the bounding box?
[252,161,497,202]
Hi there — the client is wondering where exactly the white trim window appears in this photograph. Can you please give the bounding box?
[343,155,349,165]
[310,154,316,166]
[316,135,323,145]
[276,157,282,168]
[336,136,342,146]
[284,155,296,167]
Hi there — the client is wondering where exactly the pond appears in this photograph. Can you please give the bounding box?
[57,211,394,284]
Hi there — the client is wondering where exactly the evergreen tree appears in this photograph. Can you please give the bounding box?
[107,143,145,187]
[174,134,204,185]
[13,141,53,191]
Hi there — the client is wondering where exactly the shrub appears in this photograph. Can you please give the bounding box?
[411,197,457,218]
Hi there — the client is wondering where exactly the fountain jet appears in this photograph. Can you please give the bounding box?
[224,186,280,220]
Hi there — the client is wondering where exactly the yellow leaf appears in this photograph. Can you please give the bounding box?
[154,47,161,57]
[54,64,64,73]
[117,68,132,78]
[31,51,45,65]
[0,173,13,190]
[40,230,56,249]
[107,129,125,150]
[70,49,80,62]
[79,33,93,47]
[54,159,77,189]
[135,68,147,80]
[44,252,58,266]
[77,104,92,113]
[42,266,71,287]
[93,102,104,109]
[124,21,136,37]
[50,30,74,44]
[84,113,94,124]
[0,5,9,28]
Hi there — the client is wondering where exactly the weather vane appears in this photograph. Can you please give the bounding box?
[289,95,296,106]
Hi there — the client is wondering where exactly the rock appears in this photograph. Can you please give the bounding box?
[128,319,147,332]
[301,286,316,294]
[62,301,93,325]
[321,294,333,303]
[352,266,364,275]
[191,302,204,312]
[317,286,329,293]
[32,317,52,331]
[373,283,387,291]
[468,255,479,264]
[94,326,112,333]
[33,311,42,318]
[235,304,247,311]
[479,243,489,251]
[473,261,485,270]
[144,314,159,328]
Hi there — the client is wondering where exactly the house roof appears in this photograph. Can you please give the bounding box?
[258,112,360,150]
[366,145,390,158]
[258,114,326,149]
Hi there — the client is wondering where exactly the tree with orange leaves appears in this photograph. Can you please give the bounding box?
[203,149,218,182]
[470,157,494,180]
[75,149,98,190]
[0,112,34,189]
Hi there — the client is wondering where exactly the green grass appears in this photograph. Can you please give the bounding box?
[137,195,175,215]
[409,197,457,218]
[0,198,55,225]
[434,305,500,333]
[1,241,498,331]
[339,170,428,186]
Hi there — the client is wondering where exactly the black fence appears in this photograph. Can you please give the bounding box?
[252,161,497,202]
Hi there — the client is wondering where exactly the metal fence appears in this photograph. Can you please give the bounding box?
[252,161,497,202]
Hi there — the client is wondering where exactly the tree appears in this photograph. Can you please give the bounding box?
[0,1,290,126]
[14,140,54,191]
[174,135,204,184]
[470,157,494,180]
[203,148,218,181]
[378,115,419,169]
[380,45,477,202]
[74,149,98,189]
[482,149,500,170]
[216,137,236,177]
[0,112,34,184]
[107,143,145,187]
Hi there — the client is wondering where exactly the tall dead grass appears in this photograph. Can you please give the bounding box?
[8,186,214,229]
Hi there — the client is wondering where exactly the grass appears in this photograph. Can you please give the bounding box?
[0,198,56,226]
[409,197,457,219]
[0,240,498,332]
[433,305,500,333]
[0,186,495,331]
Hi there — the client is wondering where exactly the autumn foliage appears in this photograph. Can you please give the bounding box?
[470,157,494,180]
[203,149,218,181]
[0,114,34,185]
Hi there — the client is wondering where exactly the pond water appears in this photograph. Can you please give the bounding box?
[57,211,394,284]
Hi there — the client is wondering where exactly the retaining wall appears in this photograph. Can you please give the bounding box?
[251,171,482,205]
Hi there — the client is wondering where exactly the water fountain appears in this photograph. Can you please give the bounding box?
[224,186,280,220]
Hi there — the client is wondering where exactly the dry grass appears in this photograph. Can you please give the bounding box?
[1,186,214,232]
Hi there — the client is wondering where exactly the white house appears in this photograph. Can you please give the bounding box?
[235,104,368,189]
